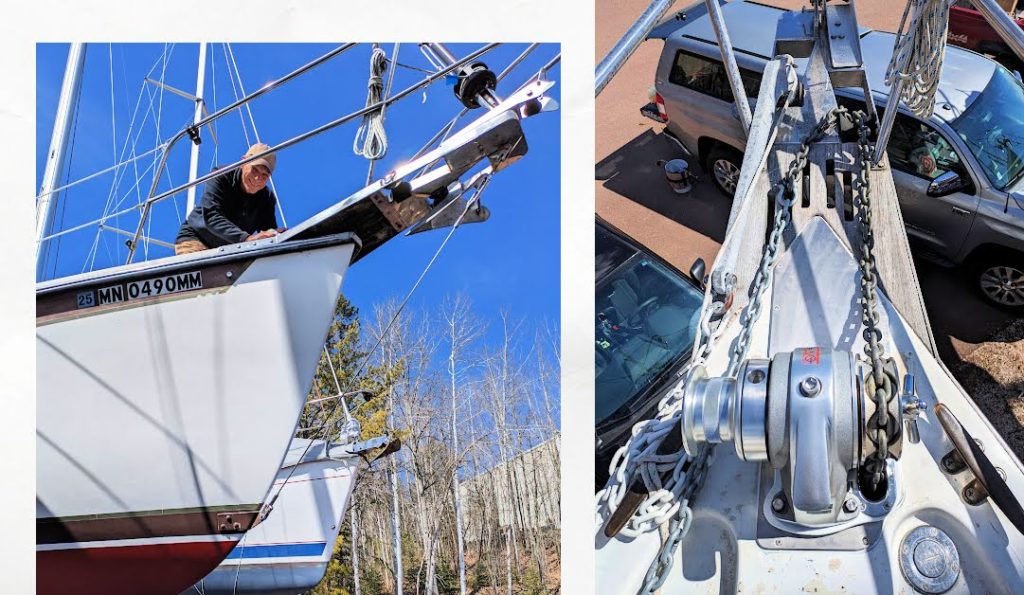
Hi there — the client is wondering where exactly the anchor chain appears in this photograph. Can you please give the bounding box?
[849,108,898,490]
[635,110,843,594]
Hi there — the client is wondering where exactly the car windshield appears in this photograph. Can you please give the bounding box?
[949,66,1024,190]
[595,227,704,425]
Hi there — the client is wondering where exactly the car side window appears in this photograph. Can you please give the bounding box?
[668,50,761,102]
[888,116,967,182]
[835,95,970,184]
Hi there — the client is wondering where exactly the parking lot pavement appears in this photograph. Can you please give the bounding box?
[596,0,1019,371]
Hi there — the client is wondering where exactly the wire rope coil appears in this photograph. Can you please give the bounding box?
[353,46,389,160]
[885,0,951,119]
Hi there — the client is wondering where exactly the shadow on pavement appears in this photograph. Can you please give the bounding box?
[914,256,1021,368]
[597,129,730,244]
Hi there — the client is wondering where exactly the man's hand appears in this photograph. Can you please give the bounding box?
[247,229,279,241]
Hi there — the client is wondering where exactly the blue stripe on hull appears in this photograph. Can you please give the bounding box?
[226,542,327,559]
[192,561,328,595]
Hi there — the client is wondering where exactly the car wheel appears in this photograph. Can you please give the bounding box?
[708,145,743,198]
[975,259,1024,310]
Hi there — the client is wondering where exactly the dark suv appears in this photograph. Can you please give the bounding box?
[595,218,704,487]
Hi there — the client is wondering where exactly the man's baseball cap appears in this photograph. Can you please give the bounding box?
[244,143,276,174]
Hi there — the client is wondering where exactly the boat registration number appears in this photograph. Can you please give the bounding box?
[76,271,204,309]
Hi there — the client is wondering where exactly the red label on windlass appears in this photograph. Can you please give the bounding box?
[801,347,821,365]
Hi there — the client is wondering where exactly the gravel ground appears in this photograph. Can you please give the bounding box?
[953,318,1024,460]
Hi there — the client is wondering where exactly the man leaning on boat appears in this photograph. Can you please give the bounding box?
[175,143,284,255]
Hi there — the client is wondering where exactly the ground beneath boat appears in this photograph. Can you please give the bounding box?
[462,537,561,594]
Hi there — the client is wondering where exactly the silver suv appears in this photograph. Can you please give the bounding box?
[649,0,1024,309]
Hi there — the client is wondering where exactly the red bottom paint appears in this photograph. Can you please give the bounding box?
[38,540,237,595]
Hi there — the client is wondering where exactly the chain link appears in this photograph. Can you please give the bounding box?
[849,108,897,488]
[599,107,897,593]
[631,110,843,594]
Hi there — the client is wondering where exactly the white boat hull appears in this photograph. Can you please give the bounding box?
[36,237,356,595]
[189,439,359,595]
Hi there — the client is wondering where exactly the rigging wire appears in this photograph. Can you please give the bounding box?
[259,173,495,521]
[386,58,435,75]
[89,44,149,272]
[40,43,502,246]
[207,43,220,178]
[353,45,390,161]
[108,44,118,184]
[221,44,252,147]
[45,74,84,281]
[38,139,169,202]
[134,43,174,263]
[225,42,288,227]
[94,48,176,272]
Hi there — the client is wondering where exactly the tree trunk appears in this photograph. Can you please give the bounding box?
[505,527,513,595]
[352,505,362,595]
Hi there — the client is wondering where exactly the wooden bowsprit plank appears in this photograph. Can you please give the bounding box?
[862,152,938,354]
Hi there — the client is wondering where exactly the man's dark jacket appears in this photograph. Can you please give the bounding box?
[176,168,278,247]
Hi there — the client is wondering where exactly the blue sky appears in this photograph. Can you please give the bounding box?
[35,43,560,344]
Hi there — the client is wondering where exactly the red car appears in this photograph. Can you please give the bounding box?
[948,0,1024,67]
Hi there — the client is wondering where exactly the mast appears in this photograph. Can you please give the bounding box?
[595,0,675,96]
[186,43,207,214]
[36,43,86,281]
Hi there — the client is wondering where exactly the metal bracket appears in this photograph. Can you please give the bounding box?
[407,169,493,235]
[216,511,256,533]
[964,478,990,506]
[822,1,878,122]
[775,10,815,58]
[331,434,402,464]
[941,448,968,474]
[186,125,201,146]
[370,192,430,231]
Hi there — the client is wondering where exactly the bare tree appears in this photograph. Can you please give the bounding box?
[442,294,485,595]
[315,296,561,595]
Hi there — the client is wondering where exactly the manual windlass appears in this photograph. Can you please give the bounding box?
[595,1,1024,592]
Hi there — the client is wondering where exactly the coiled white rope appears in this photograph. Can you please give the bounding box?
[885,0,952,118]
[353,46,389,160]
[595,304,724,536]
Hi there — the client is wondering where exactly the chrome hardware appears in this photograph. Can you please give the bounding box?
[900,373,926,444]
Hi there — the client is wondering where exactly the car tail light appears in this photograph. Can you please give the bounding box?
[655,92,668,122]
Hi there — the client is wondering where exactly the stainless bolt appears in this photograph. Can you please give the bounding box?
[843,498,859,513]
[799,376,822,397]
[772,495,786,512]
